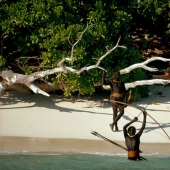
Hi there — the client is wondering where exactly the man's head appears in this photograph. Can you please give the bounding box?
[127,126,136,136]
[112,71,120,79]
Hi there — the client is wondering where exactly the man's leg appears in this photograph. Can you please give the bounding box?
[111,106,124,132]
[109,103,117,131]
[114,110,119,131]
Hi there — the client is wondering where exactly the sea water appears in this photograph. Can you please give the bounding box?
[0,151,170,170]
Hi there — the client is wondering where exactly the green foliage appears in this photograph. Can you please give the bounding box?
[0,55,6,66]
[137,0,170,34]
[22,65,34,75]
[0,0,149,98]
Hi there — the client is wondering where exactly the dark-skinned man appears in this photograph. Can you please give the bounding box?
[102,70,130,132]
[123,110,147,160]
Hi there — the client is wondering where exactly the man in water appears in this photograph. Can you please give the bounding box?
[102,70,130,132]
[123,110,147,160]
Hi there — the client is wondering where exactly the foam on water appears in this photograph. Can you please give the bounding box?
[0,149,166,158]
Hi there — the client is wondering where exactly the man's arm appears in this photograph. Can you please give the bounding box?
[137,110,147,137]
[123,117,138,138]
[102,71,110,85]
[126,90,132,103]
[122,83,131,104]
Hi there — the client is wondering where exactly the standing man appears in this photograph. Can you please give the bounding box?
[123,110,147,160]
[102,71,130,132]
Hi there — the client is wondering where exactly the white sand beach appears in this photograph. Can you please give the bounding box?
[0,85,170,154]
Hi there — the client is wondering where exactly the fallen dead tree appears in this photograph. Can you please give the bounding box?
[1,24,170,96]
[0,24,126,96]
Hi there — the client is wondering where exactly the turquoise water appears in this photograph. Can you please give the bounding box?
[0,152,170,170]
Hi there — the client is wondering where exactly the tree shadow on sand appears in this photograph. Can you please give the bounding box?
[1,85,170,124]
[0,91,112,115]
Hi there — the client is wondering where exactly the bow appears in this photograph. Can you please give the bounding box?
[110,100,170,140]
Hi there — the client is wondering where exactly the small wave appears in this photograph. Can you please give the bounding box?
[0,149,34,155]
[0,150,16,154]
[23,150,32,153]
[141,152,159,156]
[75,151,170,158]
[0,150,63,156]
[78,151,127,157]
[0,150,169,158]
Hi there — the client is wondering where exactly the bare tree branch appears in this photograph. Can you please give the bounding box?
[58,23,92,72]
[125,79,170,90]
[119,57,170,75]
[0,27,126,96]
[28,83,50,96]
[67,36,126,74]
[69,23,91,61]
[102,79,170,91]
[102,57,170,91]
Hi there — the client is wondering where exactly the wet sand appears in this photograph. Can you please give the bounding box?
[1,137,170,154]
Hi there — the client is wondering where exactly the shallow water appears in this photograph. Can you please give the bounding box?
[0,152,170,170]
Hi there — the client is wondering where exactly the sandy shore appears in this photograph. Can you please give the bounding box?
[0,85,170,154]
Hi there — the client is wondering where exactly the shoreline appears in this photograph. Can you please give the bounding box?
[1,137,170,155]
